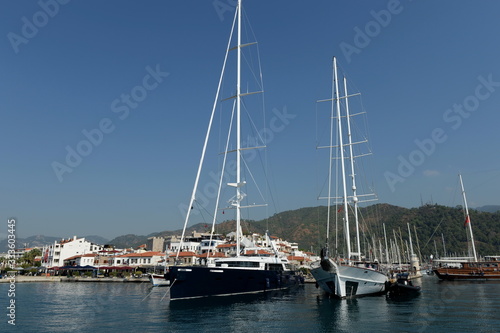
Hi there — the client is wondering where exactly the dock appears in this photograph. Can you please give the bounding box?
[0,276,149,283]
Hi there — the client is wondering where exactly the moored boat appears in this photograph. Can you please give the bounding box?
[148,273,170,287]
[386,272,421,298]
[310,57,388,298]
[433,175,500,280]
[433,256,500,280]
[311,257,387,298]
[168,256,302,300]
[167,0,303,301]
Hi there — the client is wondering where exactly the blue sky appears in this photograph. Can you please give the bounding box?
[1,0,500,240]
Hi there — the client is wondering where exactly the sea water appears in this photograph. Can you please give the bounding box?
[1,276,499,332]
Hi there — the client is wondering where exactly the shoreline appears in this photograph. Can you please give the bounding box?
[0,276,150,283]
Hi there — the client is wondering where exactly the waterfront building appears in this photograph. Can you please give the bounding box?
[167,251,197,265]
[42,236,103,268]
[111,251,165,268]
[63,253,98,267]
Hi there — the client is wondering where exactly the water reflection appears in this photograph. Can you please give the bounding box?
[166,286,308,332]
[4,277,499,332]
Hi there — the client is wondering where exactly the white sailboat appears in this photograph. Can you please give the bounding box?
[167,0,302,301]
[149,273,170,287]
[310,57,388,298]
[407,223,422,278]
[149,251,170,287]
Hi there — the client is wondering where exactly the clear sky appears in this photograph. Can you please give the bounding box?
[1,0,500,240]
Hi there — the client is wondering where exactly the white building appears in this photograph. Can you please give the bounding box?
[42,236,103,268]
[63,253,98,267]
[110,251,165,267]
[199,238,226,254]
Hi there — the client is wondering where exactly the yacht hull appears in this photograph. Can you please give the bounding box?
[168,265,303,300]
[434,262,500,281]
[311,259,387,298]
[149,273,170,287]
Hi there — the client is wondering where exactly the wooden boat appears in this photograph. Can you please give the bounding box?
[433,256,500,280]
[433,175,500,280]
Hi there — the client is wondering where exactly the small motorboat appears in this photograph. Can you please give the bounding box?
[386,273,421,298]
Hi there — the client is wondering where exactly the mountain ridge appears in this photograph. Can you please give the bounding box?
[2,204,499,257]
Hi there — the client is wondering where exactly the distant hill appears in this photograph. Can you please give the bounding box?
[0,235,60,253]
[107,234,152,249]
[84,235,110,246]
[475,205,500,213]
[109,203,500,257]
[0,235,109,253]
[3,204,499,258]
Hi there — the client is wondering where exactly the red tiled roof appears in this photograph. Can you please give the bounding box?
[116,251,164,258]
[64,255,82,260]
[287,256,305,261]
[169,251,196,257]
[197,252,226,258]
[245,249,272,255]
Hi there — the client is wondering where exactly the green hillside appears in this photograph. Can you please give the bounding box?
[108,204,500,258]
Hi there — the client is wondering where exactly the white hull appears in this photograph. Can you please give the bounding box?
[149,274,170,287]
[311,259,387,298]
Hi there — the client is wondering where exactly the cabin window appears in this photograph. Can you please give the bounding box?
[267,264,284,271]
[216,261,259,268]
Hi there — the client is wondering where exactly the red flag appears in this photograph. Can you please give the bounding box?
[464,215,470,227]
[337,207,342,213]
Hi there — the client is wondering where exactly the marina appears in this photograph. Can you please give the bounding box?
[2,276,500,332]
[2,0,500,332]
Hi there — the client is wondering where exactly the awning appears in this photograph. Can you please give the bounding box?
[54,265,96,270]
[96,266,134,270]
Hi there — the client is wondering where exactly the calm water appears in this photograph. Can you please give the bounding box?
[1,276,499,332]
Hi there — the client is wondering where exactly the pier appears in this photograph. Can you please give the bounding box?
[0,276,149,283]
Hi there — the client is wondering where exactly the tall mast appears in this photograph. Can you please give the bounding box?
[343,76,360,261]
[441,233,446,257]
[459,174,477,261]
[407,223,414,256]
[383,223,389,264]
[333,57,351,260]
[235,0,242,257]
[176,4,238,262]
[325,57,336,254]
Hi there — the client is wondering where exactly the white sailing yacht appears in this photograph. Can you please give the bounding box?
[310,57,388,298]
[167,0,302,300]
